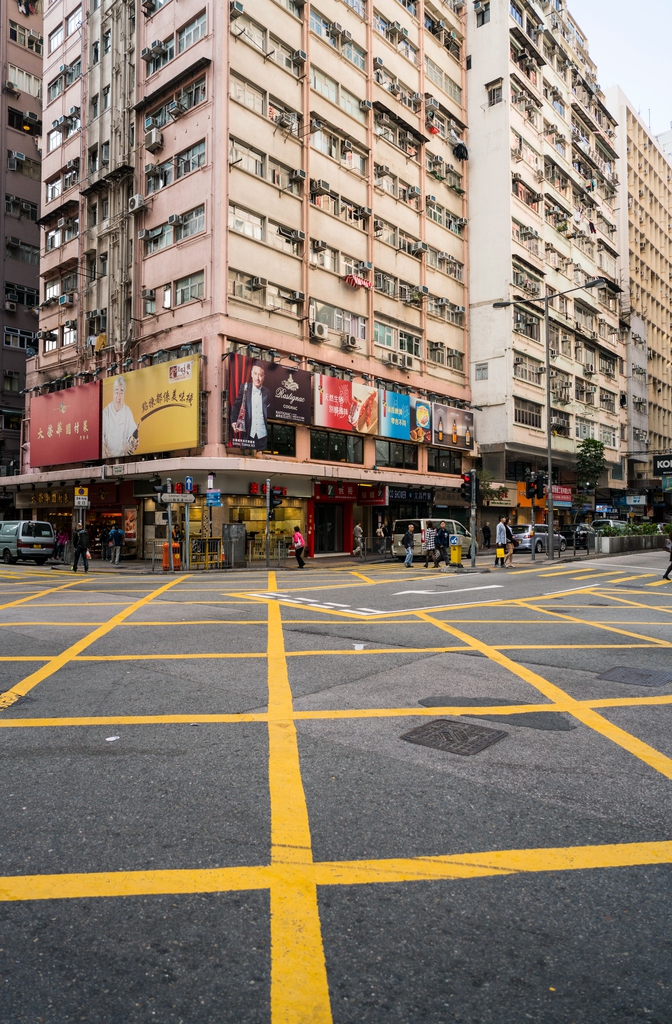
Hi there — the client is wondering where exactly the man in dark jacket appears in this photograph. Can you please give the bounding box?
[435,521,449,566]
[99,526,110,560]
[73,526,90,573]
[230,363,270,451]
[482,521,492,549]
[402,524,415,567]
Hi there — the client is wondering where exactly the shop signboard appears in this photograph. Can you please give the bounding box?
[378,390,411,440]
[430,404,474,450]
[410,398,432,443]
[653,455,672,476]
[483,484,514,508]
[29,381,101,467]
[313,481,358,501]
[357,485,389,506]
[313,375,378,434]
[551,485,573,508]
[228,355,312,450]
[102,357,199,457]
[389,488,433,502]
[15,486,73,509]
[663,475,672,492]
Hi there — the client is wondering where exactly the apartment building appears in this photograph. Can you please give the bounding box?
[1,3,43,487]
[467,0,626,522]
[15,0,474,557]
[607,87,672,515]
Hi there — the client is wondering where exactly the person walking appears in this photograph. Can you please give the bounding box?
[292,525,306,569]
[663,533,672,580]
[495,515,507,568]
[99,526,110,561]
[504,517,515,568]
[110,525,123,565]
[482,521,492,549]
[376,520,389,556]
[353,522,364,559]
[55,528,68,561]
[423,520,438,568]
[72,526,90,573]
[402,523,415,567]
[435,521,449,566]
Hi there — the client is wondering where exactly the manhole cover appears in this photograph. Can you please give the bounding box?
[400,719,507,755]
[597,667,672,688]
[418,697,576,732]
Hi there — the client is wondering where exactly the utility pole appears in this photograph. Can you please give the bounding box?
[530,480,536,562]
[265,477,271,569]
[166,477,174,573]
[470,470,477,568]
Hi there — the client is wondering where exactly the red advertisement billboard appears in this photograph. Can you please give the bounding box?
[29,381,101,466]
[313,374,378,433]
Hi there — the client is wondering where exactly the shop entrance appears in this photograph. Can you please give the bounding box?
[315,504,343,553]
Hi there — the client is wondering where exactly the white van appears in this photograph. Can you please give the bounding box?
[391,519,477,560]
[0,521,55,564]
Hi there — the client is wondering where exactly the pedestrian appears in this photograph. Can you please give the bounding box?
[353,522,364,558]
[55,528,68,560]
[110,525,123,565]
[402,523,415,567]
[376,520,389,556]
[495,515,506,568]
[482,521,492,549]
[72,525,90,573]
[504,517,515,568]
[99,526,110,561]
[423,520,438,568]
[292,525,305,569]
[663,533,672,581]
[435,521,449,566]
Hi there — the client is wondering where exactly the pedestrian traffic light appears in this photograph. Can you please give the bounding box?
[536,474,545,500]
[525,477,536,499]
[460,473,471,502]
[269,486,284,520]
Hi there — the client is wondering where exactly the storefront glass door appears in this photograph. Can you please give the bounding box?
[315,504,342,553]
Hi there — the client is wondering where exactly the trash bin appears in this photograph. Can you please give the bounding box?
[222,523,247,567]
[162,542,181,571]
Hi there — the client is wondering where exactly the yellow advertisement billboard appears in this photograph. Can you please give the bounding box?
[102,357,199,458]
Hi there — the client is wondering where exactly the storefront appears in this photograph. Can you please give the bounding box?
[309,481,358,556]
[13,481,140,557]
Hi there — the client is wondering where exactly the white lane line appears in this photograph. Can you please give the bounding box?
[394,585,504,596]
[543,584,603,596]
[322,602,350,607]
[356,607,381,613]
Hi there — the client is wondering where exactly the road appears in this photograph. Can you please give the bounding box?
[0,550,671,1023]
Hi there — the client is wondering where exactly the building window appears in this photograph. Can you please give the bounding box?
[475,362,488,380]
[229,137,263,176]
[146,158,173,193]
[103,29,111,53]
[67,6,82,34]
[9,21,43,54]
[4,327,34,349]
[228,270,264,305]
[374,440,418,470]
[175,205,205,240]
[145,225,172,254]
[48,77,63,102]
[91,93,99,118]
[3,371,21,392]
[310,299,366,339]
[99,253,108,276]
[510,2,523,26]
[175,271,204,305]
[91,39,99,63]
[262,423,296,457]
[178,11,206,53]
[514,397,542,429]
[477,2,490,25]
[177,140,206,178]
[179,76,206,110]
[5,283,38,305]
[102,86,110,110]
[427,447,461,474]
[310,430,364,464]
[228,203,262,239]
[7,238,39,264]
[49,24,64,52]
[575,417,595,440]
[488,83,502,106]
[148,38,174,75]
[506,460,532,482]
[230,75,264,114]
[62,324,77,347]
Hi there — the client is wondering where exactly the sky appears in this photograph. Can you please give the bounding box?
[568,0,672,136]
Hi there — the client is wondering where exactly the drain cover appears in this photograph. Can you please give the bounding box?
[598,667,672,688]
[400,719,507,755]
[418,697,576,732]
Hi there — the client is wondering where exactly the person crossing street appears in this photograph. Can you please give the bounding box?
[423,521,438,568]
[72,526,90,573]
[495,516,506,568]
[402,524,415,567]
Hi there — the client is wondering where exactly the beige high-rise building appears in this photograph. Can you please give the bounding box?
[15,0,475,558]
[607,87,672,510]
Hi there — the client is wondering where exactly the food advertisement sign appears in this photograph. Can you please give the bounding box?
[431,404,474,450]
[378,390,411,440]
[410,398,432,443]
[313,375,378,434]
[102,358,199,458]
[228,355,312,450]
[30,381,101,466]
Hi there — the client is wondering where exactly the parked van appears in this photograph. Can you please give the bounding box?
[0,521,55,564]
[391,519,477,560]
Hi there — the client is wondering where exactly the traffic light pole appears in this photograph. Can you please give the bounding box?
[470,470,476,568]
[530,488,536,562]
[265,477,271,569]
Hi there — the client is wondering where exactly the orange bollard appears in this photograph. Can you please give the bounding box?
[172,542,181,570]
[162,542,170,571]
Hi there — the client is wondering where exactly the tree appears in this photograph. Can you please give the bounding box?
[477,468,508,504]
[576,438,607,493]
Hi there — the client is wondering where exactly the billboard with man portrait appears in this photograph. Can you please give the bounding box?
[228,355,312,449]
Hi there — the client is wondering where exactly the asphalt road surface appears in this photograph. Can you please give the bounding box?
[1,550,671,1023]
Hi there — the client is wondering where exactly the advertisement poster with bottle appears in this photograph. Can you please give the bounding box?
[229,354,312,448]
[431,403,474,450]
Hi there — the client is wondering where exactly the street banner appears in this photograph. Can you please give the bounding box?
[102,357,199,457]
[431,403,474,449]
[228,355,312,449]
[378,389,411,440]
[30,381,101,466]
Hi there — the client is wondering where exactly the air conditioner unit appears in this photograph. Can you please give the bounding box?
[512,172,523,181]
[66,159,79,170]
[5,79,20,94]
[145,128,164,153]
[289,230,306,241]
[4,301,17,312]
[425,95,439,109]
[373,57,384,69]
[359,99,372,111]
[142,288,156,300]
[401,354,413,369]
[150,39,167,55]
[290,168,306,183]
[341,139,353,152]
[408,185,421,198]
[145,163,159,175]
[514,356,524,365]
[141,48,153,61]
[385,351,401,366]
[69,105,80,118]
[292,49,307,64]
[290,291,305,302]
[24,111,39,123]
[59,294,74,306]
[310,322,329,342]
[341,335,359,351]
[312,239,328,252]
[251,277,267,290]
[310,179,331,195]
[230,0,244,17]
[138,229,149,239]
[11,151,25,161]
[129,194,146,213]
[356,261,373,272]
[7,159,17,171]
[168,214,184,225]
[373,219,384,233]
[330,21,344,35]
[6,292,19,302]
[389,83,401,95]
[584,363,595,373]
[356,206,371,218]
[411,241,428,255]
[141,0,156,10]
[64,319,76,328]
[375,165,390,176]
[57,217,67,228]
[8,236,20,246]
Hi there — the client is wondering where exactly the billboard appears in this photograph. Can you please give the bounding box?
[30,381,101,466]
[313,375,378,434]
[431,404,474,450]
[102,357,199,457]
[228,355,312,449]
[653,455,672,476]
[410,398,432,443]
[378,389,411,440]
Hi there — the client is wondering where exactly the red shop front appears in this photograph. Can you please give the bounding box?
[307,481,358,557]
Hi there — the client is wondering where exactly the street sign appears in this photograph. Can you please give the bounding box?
[449,534,459,546]
[111,465,124,476]
[74,486,88,496]
[74,495,90,508]
[184,475,193,493]
[206,489,222,507]
[159,492,195,504]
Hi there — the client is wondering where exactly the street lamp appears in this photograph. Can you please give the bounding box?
[493,277,605,559]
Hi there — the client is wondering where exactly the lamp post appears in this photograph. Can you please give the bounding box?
[493,278,604,560]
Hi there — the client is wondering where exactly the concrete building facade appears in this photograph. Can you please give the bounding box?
[467,0,626,521]
[1,2,43,483]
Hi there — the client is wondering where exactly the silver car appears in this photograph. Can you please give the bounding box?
[511,524,567,553]
[591,519,627,533]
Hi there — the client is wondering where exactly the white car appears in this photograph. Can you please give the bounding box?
[391,519,477,559]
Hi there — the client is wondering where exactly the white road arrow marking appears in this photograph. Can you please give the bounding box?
[393,585,504,596]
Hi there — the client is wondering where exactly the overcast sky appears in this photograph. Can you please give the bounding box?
[568,0,672,136]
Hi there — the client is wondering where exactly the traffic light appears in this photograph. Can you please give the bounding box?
[473,473,480,504]
[525,477,536,500]
[536,474,545,500]
[460,473,471,502]
[269,486,284,520]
